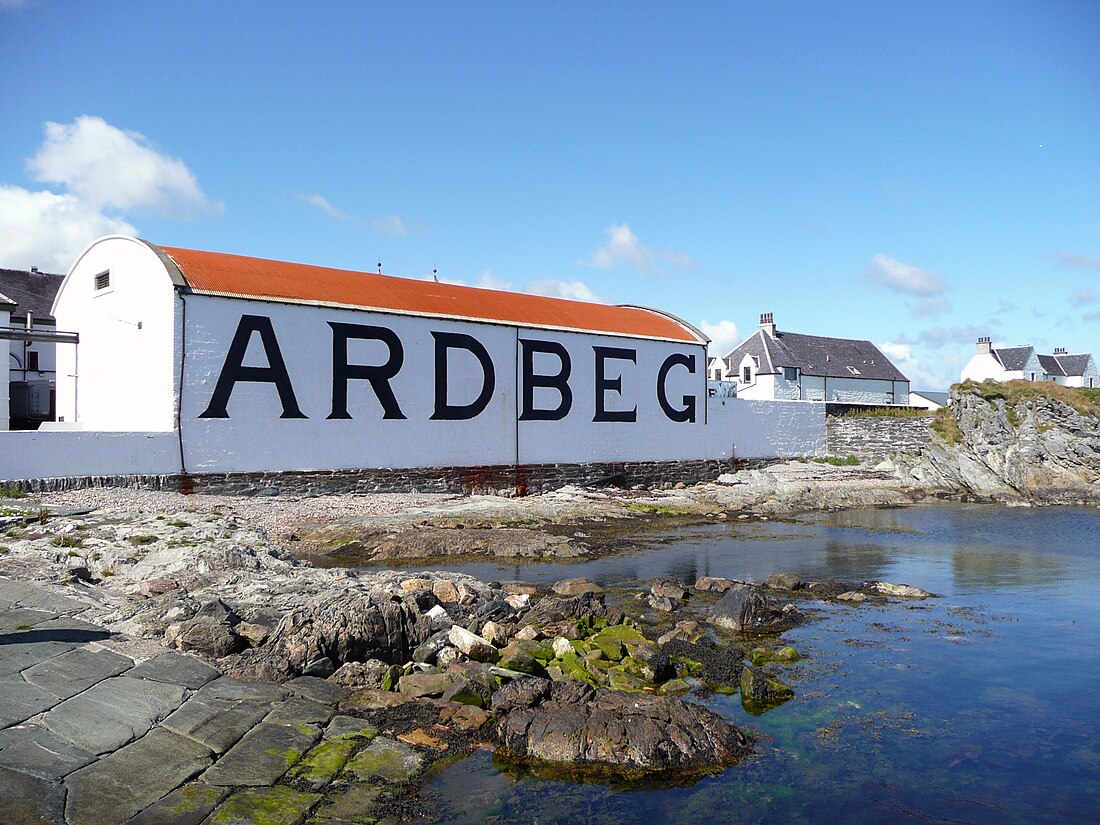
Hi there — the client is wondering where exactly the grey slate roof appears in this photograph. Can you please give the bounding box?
[1037,354,1065,376]
[0,290,15,308]
[1053,354,1093,377]
[992,345,1033,371]
[725,329,908,382]
[913,390,949,406]
[0,268,65,323]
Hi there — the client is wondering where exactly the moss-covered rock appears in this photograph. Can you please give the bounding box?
[343,737,424,784]
[288,739,356,790]
[210,786,321,825]
[740,664,794,714]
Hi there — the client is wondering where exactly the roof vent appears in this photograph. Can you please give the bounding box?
[30,266,38,273]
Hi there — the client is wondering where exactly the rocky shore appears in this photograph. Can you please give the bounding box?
[0,464,943,824]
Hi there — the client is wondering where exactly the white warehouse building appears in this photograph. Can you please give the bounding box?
[49,235,718,475]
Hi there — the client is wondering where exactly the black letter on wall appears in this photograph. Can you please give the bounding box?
[519,339,572,421]
[199,314,306,419]
[328,322,406,420]
[593,346,637,422]
[431,331,496,420]
[657,352,697,422]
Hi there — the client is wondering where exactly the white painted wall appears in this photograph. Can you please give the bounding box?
[961,353,1004,382]
[53,236,177,430]
[178,294,710,473]
[909,391,944,411]
[0,431,178,479]
[707,397,826,459]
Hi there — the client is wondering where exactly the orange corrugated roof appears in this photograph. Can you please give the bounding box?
[157,245,702,343]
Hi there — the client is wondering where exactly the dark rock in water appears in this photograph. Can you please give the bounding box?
[709,584,800,633]
[222,593,432,680]
[551,577,605,596]
[766,572,804,591]
[651,578,689,600]
[694,576,740,593]
[739,664,794,713]
[491,677,751,774]
[647,595,677,612]
[662,637,744,689]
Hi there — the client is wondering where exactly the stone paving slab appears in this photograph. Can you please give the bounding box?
[288,675,351,705]
[307,783,382,824]
[161,694,275,755]
[200,720,321,787]
[0,634,82,678]
[324,715,380,741]
[64,728,213,825]
[266,695,336,726]
[22,645,133,700]
[0,722,97,780]
[124,782,229,825]
[126,650,220,689]
[207,786,321,825]
[344,736,423,784]
[0,765,68,825]
[42,675,187,754]
[0,676,58,728]
[0,607,57,633]
[0,580,86,614]
[200,675,289,703]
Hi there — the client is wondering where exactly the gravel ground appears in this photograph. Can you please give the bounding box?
[24,488,464,541]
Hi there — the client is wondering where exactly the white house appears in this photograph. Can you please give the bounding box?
[961,338,1097,387]
[0,291,13,430]
[49,235,714,473]
[720,313,910,405]
[909,390,948,411]
[961,338,1044,383]
[1037,349,1099,388]
[0,267,65,428]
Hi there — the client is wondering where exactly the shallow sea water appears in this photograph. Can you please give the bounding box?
[378,502,1100,824]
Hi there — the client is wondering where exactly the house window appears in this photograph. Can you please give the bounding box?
[712,369,722,380]
[94,271,110,291]
[1030,372,1036,381]
[783,367,798,381]
[742,366,751,383]
[846,366,861,375]
[27,351,39,371]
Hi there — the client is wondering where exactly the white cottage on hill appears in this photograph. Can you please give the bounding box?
[718,313,909,405]
[49,235,712,473]
[961,338,1097,387]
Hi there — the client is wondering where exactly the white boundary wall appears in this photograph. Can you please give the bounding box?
[0,431,178,479]
[707,397,826,459]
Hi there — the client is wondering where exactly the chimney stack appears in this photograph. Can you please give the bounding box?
[759,312,776,337]
[976,336,992,355]
[1054,347,1067,355]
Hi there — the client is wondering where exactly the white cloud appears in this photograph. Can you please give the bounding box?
[912,297,952,318]
[525,279,605,303]
[1054,251,1100,271]
[578,223,695,275]
[879,340,961,391]
[300,193,353,222]
[699,319,741,356]
[0,186,136,272]
[867,253,947,297]
[1070,287,1098,305]
[917,324,992,349]
[0,116,218,272]
[370,214,408,237]
[28,116,219,217]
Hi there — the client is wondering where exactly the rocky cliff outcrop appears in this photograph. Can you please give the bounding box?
[897,382,1100,504]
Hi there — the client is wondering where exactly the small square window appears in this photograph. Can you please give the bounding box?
[94,271,110,291]
[783,367,798,381]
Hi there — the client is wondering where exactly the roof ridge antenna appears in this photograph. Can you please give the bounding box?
[433,265,439,283]
[377,259,382,275]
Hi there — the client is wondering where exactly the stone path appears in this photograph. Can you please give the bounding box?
[0,577,418,824]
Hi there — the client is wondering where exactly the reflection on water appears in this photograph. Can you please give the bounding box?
[397,503,1100,824]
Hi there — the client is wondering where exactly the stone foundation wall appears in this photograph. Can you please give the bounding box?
[825,415,933,459]
[5,458,738,497]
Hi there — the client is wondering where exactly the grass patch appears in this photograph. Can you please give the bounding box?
[840,407,932,418]
[129,535,158,545]
[931,406,964,445]
[167,519,189,528]
[51,535,83,549]
[815,455,860,466]
[957,379,1100,419]
[0,485,27,499]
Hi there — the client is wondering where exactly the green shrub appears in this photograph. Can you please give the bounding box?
[0,485,26,499]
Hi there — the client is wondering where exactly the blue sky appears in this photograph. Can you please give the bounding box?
[2,1,1098,389]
